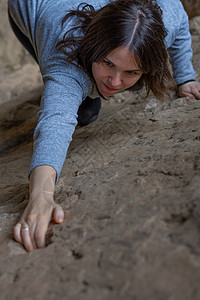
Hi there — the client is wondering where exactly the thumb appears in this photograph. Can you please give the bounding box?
[52,205,64,223]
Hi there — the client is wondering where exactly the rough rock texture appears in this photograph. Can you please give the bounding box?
[181,0,200,18]
[1,1,200,300]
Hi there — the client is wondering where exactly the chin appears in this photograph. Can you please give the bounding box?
[101,89,119,97]
[102,92,113,97]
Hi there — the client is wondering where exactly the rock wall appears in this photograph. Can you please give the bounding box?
[181,0,200,18]
[0,1,200,300]
[0,1,31,69]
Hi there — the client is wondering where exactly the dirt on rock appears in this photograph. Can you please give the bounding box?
[1,1,200,300]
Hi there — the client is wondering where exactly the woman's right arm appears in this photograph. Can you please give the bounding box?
[13,165,64,252]
[14,62,91,251]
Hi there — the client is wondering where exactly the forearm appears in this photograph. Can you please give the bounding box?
[167,3,196,85]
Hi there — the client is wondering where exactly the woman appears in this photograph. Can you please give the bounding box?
[8,0,200,251]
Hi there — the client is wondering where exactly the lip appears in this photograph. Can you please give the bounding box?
[103,83,119,92]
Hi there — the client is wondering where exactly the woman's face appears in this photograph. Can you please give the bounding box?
[92,46,143,97]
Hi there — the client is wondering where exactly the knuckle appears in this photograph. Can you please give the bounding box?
[26,214,35,224]
[38,215,45,222]
[38,214,49,226]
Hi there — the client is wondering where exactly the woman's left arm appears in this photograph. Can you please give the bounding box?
[166,1,200,99]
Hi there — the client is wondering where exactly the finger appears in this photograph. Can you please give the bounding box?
[21,225,35,252]
[181,92,195,99]
[13,223,23,244]
[193,90,200,100]
[52,205,64,223]
[26,214,38,249]
[29,222,37,249]
[34,217,50,248]
[187,94,195,100]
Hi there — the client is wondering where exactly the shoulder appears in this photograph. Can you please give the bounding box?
[157,0,188,26]
[156,0,189,48]
[156,0,185,13]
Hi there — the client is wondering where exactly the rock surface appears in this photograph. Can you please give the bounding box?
[0,1,200,300]
[181,0,200,18]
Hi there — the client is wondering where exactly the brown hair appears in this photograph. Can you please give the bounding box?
[57,0,176,99]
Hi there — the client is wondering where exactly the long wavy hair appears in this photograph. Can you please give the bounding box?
[57,0,176,99]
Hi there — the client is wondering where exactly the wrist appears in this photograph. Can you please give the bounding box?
[29,165,56,195]
[177,79,195,87]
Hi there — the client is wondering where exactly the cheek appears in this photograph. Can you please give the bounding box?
[125,75,142,87]
[92,63,100,80]
[92,63,107,82]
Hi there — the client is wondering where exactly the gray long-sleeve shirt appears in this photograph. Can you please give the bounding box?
[8,0,196,179]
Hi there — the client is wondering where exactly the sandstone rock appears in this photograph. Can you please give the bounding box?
[181,0,200,18]
[0,1,200,299]
[190,16,200,35]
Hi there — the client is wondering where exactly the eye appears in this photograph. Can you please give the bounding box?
[126,71,142,77]
[126,71,138,76]
[103,60,113,67]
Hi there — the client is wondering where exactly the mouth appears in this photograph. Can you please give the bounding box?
[103,83,119,92]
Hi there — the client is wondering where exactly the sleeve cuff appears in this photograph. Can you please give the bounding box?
[177,79,196,87]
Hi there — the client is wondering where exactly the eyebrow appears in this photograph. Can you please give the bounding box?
[104,58,142,72]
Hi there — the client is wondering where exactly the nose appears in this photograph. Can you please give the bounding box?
[108,71,121,87]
